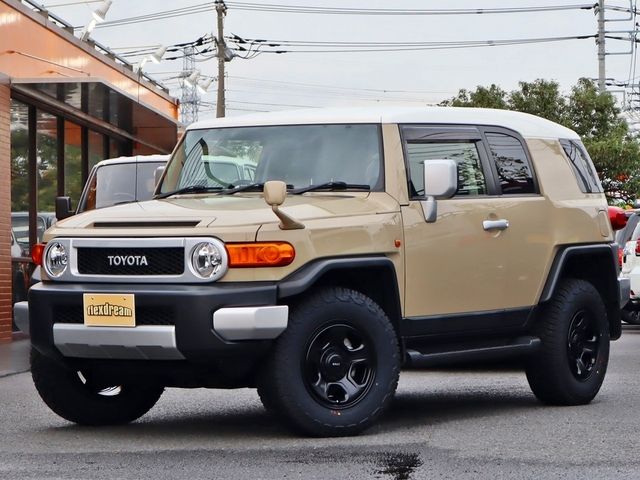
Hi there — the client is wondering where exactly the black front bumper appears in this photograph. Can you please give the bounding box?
[29,281,278,363]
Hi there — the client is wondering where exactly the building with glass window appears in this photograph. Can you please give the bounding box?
[0,0,179,342]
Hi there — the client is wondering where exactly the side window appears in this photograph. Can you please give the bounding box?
[485,133,536,195]
[559,139,603,194]
[405,142,486,197]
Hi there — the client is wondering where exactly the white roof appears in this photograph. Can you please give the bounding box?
[94,154,170,168]
[188,106,580,140]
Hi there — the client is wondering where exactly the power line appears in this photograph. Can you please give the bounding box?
[73,1,598,30]
[227,75,454,95]
[226,34,597,54]
[225,1,596,15]
[92,3,215,29]
[216,99,319,108]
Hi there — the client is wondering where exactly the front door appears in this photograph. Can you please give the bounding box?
[400,125,544,335]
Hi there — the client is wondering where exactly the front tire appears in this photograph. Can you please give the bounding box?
[526,279,609,405]
[31,348,164,425]
[259,288,400,437]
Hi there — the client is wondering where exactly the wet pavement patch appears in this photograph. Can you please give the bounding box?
[375,452,422,480]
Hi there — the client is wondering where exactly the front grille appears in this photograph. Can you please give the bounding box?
[53,306,176,326]
[77,247,184,276]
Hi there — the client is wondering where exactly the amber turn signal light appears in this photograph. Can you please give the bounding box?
[226,242,295,268]
[31,243,46,266]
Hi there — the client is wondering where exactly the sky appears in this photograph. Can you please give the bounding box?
[40,0,640,120]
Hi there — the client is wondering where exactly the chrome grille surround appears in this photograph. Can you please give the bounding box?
[44,237,228,283]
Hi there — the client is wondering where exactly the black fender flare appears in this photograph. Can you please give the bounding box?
[539,244,621,340]
[277,255,402,325]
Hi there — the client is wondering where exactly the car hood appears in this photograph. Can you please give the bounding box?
[45,192,399,241]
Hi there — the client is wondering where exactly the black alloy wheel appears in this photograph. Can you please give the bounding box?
[566,310,600,381]
[304,324,375,409]
[525,278,609,406]
[257,287,400,437]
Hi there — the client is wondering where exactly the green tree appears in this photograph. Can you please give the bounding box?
[508,79,567,124]
[567,78,627,140]
[446,84,508,109]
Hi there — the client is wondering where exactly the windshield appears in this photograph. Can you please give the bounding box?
[160,124,383,193]
[78,161,165,212]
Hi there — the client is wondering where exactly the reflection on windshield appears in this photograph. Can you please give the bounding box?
[160,124,382,193]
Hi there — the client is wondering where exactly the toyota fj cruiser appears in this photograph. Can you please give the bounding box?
[15,107,628,437]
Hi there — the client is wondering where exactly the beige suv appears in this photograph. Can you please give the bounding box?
[15,107,628,437]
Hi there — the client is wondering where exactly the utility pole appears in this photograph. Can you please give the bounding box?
[215,0,227,118]
[598,0,606,92]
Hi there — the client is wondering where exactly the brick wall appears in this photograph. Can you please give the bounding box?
[0,83,12,343]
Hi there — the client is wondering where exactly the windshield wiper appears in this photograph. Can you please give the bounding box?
[220,182,296,195]
[154,185,224,199]
[291,181,371,195]
[220,182,265,195]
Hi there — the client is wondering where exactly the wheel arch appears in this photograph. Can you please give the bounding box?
[277,256,403,339]
[539,244,621,340]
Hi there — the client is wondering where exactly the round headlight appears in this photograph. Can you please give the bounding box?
[45,242,68,278]
[190,241,226,280]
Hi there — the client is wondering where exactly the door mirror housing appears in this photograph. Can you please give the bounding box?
[421,160,457,223]
[55,196,74,221]
[423,160,458,199]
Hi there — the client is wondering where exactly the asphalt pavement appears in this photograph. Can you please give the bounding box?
[1,327,639,480]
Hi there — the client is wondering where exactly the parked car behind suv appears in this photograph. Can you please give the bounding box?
[619,211,640,324]
[74,155,170,214]
[16,107,628,437]
[11,212,56,255]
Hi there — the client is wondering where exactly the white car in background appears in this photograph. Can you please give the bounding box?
[620,214,640,324]
[75,154,170,213]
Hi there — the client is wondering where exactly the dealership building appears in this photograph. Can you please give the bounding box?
[0,0,180,342]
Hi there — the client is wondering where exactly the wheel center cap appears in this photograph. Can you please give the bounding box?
[320,350,348,381]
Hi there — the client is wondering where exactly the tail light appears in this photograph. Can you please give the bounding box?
[619,248,624,266]
[635,240,640,256]
[608,206,628,231]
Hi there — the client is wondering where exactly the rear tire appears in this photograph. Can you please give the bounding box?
[31,348,163,425]
[526,279,609,405]
[259,287,400,437]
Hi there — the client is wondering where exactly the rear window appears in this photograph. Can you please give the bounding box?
[559,139,603,193]
[485,133,536,195]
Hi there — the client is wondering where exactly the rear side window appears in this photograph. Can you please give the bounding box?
[485,133,536,195]
[405,142,487,197]
[559,139,603,194]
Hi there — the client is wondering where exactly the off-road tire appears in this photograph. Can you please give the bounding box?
[259,287,401,437]
[31,348,164,425]
[526,278,609,405]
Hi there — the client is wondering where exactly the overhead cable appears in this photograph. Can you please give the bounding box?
[225,1,597,15]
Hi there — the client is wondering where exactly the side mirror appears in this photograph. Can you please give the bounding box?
[263,180,287,206]
[422,160,457,223]
[424,160,458,199]
[263,181,304,230]
[55,196,73,221]
[154,166,166,186]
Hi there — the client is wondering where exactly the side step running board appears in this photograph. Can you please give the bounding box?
[406,336,541,368]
